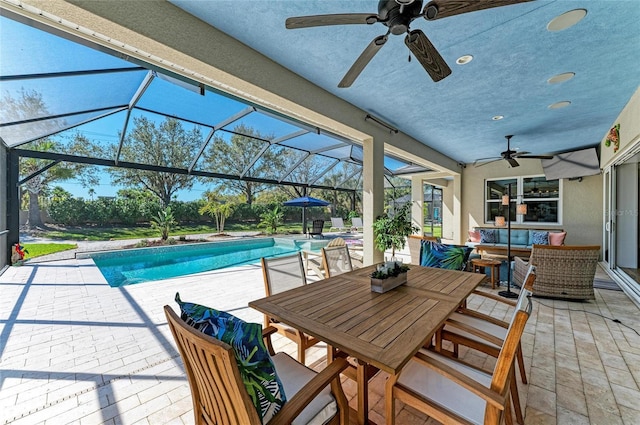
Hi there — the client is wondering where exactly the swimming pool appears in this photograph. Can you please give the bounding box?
[87,238,323,287]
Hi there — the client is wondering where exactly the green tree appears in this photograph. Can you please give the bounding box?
[259,206,283,235]
[203,124,285,205]
[150,206,176,241]
[198,191,238,234]
[3,90,98,228]
[372,203,419,258]
[109,117,201,207]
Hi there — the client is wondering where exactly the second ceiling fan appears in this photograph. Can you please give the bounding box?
[285,0,533,88]
[474,135,553,168]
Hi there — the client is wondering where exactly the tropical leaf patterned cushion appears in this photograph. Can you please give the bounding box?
[420,241,473,271]
[175,293,286,424]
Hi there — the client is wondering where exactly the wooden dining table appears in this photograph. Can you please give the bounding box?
[249,264,485,425]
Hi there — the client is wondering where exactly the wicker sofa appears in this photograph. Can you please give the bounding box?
[513,244,600,300]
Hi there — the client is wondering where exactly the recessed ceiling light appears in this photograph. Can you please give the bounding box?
[547,9,587,31]
[492,115,504,121]
[548,72,575,84]
[548,101,571,109]
[456,55,473,65]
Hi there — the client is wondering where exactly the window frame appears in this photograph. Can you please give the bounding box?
[484,175,563,225]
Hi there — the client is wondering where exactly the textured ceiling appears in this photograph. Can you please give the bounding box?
[171,0,640,166]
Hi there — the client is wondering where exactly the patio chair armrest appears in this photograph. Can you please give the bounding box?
[455,308,510,328]
[412,350,508,409]
[471,289,517,307]
[269,357,349,425]
[262,326,278,356]
[444,318,505,347]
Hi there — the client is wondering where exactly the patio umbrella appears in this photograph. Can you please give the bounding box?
[282,196,330,235]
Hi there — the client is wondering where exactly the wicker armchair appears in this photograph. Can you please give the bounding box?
[513,244,600,300]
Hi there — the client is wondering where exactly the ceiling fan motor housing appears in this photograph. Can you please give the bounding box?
[379,0,423,34]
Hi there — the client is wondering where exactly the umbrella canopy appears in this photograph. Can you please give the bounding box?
[283,196,330,208]
[283,196,330,235]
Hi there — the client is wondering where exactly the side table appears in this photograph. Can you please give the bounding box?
[471,258,501,289]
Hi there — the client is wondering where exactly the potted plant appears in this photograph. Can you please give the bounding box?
[372,203,420,259]
[370,260,411,293]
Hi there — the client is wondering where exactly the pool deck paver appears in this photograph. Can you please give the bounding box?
[1,246,639,424]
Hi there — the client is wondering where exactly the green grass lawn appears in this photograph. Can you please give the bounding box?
[33,222,308,241]
[22,243,77,259]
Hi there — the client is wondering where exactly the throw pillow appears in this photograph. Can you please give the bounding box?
[175,293,286,424]
[468,230,481,243]
[531,231,549,245]
[420,241,473,271]
[479,229,496,244]
[549,231,567,246]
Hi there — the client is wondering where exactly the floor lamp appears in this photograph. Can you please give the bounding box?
[498,183,519,299]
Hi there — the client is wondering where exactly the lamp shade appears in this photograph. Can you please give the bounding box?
[517,203,528,215]
[501,194,510,206]
[495,216,506,227]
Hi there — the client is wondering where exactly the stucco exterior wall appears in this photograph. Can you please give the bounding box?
[461,159,602,247]
[601,87,640,168]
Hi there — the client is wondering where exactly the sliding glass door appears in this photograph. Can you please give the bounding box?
[604,145,640,296]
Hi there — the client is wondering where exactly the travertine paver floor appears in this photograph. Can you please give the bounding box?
[1,257,639,424]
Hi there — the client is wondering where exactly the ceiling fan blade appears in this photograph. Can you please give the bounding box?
[519,154,554,159]
[512,151,531,157]
[507,158,520,167]
[338,35,388,88]
[473,157,502,167]
[423,0,534,21]
[286,13,379,29]
[404,30,451,82]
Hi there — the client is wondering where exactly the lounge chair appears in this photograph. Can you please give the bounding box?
[330,217,348,232]
[350,217,363,232]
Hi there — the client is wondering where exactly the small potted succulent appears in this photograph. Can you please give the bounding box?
[370,260,411,293]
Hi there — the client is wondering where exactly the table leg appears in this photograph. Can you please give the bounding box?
[357,359,369,425]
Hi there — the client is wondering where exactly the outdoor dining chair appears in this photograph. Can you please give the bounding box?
[386,285,534,425]
[321,245,353,278]
[164,306,350,425]
[433,265,537,424]
[261,253,320,364]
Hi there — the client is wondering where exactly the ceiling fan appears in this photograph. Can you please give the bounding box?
[285,0,533,88]
[473,135,553,168]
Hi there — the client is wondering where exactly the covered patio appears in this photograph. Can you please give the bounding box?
[1,255,639,424]
[1,1,640,424]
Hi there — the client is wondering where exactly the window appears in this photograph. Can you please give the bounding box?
[485,176,561,225]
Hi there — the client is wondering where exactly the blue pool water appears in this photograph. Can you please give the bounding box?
[89,238,316,287]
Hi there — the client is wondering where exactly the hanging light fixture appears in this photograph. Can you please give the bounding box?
[495,216,506,226]
[517,202,527,215]
[502,194,510,206]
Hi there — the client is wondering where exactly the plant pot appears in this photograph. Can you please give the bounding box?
[370,272,407,293]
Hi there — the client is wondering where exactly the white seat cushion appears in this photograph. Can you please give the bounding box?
[398,348,493,425]
[271,352,337,425]
[445,312,507,348]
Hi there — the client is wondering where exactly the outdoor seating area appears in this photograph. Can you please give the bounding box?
[1,254,639,425]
